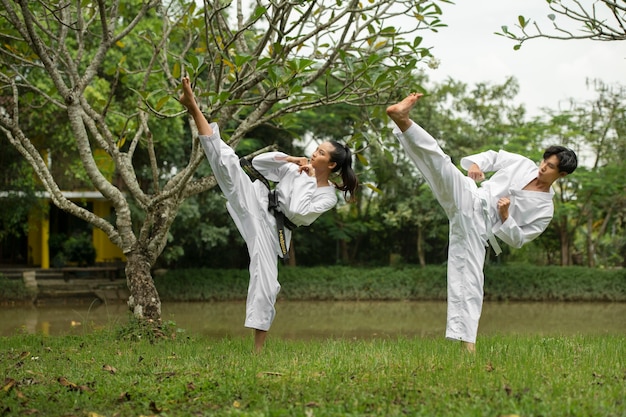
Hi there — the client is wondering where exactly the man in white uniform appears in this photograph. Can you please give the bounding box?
[387,93,577,352]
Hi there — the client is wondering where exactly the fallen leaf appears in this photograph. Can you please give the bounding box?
[149,400,162,413]
[2,378,16,392]
[256,371,283,378]
[22,378,37,386]
[58,377,79,391]
[118,392,131,402]
[155,372,176,382]
[88,412,107,417]
[19,351,30,360]
[233,400,241,408]
[102,364,117,374]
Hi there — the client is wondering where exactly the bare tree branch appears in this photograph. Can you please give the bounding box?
[498,0,626,48]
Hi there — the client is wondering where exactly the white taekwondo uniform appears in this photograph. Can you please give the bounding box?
[199,123,337,331]
[394,121,555,343]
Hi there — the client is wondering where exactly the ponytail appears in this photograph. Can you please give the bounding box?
[329,141,359,202]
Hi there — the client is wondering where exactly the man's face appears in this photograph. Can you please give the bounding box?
[538,155,566,183]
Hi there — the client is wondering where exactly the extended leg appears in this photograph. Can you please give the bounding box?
[181,77,280,352]
[180,77,213,136]
[254,330,267,354]
[389,94,487,351]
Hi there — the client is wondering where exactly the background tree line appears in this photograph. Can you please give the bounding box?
[162,75,626,270]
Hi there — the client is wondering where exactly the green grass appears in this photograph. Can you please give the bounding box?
[1,326,624,416]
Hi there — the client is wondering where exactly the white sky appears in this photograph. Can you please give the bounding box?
[421,0,626,116]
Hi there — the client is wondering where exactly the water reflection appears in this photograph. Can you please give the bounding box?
[0,301,624,339]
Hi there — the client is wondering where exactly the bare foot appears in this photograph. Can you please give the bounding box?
[386,93,423,132]
[178,76,197,110]
[254,329,267,354]
[462,341,476,354]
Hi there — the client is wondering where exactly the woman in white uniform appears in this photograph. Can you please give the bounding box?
[179,77,358,352]
[386,92,577,353]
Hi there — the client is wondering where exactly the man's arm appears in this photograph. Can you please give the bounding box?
[467,163,485,182]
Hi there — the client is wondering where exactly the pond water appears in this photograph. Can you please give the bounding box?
[1,301,624,340]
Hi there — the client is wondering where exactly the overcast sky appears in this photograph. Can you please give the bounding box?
[420,0,626,116]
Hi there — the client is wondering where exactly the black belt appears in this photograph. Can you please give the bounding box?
[240,158,297,259]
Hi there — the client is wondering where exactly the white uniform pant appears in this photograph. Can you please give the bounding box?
[199,130,283,331]
[395,122,489,344]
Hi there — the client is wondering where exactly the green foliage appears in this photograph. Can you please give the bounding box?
[0,146,41,242]
[0,276,33,301]
[154,268,250,301]
[115,315,179,343]
[484,265,626,301]
[159,191,239,269]
[0,332,623,416]
[50,232,97,267]
[4,265,623,304]
[150,265,626,303]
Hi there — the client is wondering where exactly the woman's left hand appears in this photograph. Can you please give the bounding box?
[298,163,315,177]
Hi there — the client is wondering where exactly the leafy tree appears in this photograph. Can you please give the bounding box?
[0,0,447,323]
[551,81,626,267]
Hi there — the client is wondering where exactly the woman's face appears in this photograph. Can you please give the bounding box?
[311,142,337,172]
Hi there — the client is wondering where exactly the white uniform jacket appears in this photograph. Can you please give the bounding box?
[460,150,555,249]
[252,152,338,227]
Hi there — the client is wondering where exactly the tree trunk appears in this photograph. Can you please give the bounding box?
[339,239,350,264]
[560,224,570,266]
[586,214,595,267]
[287,240,296,266]
[125,249,161,322]
[417,226,426,267]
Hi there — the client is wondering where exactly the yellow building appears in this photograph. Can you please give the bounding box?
[24,191,125,269]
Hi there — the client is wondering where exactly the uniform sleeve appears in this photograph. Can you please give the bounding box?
[493,212,551,248]
[288,174,338,226]
[461,150,524,173]
[251,152,291,182]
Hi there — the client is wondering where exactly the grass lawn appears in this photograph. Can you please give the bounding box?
[1,325,624,416]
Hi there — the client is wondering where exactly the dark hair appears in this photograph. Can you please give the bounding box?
[328,140,359,202]
[543,146,578,174]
